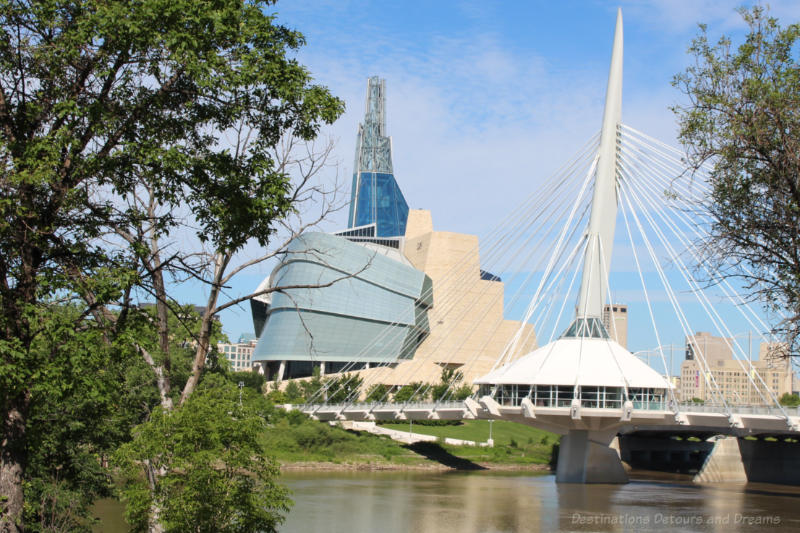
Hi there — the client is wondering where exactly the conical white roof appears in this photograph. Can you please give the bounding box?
[475,337,671,389]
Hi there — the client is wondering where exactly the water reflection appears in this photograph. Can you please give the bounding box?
[280,471,800,533]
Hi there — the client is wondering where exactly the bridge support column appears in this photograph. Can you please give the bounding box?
[731,437,800,486]
[694,436,746,484]
[556,429,628,483]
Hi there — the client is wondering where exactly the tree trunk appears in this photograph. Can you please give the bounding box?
[1,396,29,533]
[144,460,166,533]
[180,252,228,405]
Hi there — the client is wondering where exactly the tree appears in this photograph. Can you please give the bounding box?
[779,393,800,408]
[115,375,291,533]
[230,370,266,393]
[299,367,325,403]
[277,380,303,404]
[431,368,465,401]
[393,382,430,403]
[673,6,800,356]
[324,373,363,404]
[365,383,390,403]
[0,0,342,530]
[19,306,156,533]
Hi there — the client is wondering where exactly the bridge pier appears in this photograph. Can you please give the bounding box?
[737,437,800,485]
[556,429,628,483]
[693,437,747,483]
[692,436,800,485]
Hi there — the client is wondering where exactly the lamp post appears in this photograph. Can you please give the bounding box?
[487,419,494,447]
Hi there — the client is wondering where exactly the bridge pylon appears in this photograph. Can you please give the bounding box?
[474,8,673,484]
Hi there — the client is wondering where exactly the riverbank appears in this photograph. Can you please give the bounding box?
[264,413,558,471]
[280,460,552,472]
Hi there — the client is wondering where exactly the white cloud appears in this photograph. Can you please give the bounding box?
[624,0,800,33]
[213,2,789,341]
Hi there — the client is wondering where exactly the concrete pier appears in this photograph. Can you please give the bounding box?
[739,438,800,485]
[556,430,628,483]
[694,437,747,483]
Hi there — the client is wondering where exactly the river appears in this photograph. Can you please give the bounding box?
[93,470,800,532]
[279,470,800,533]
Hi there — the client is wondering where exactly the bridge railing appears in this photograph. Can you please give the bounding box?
[677,403,800,417]
[300,401,467,411]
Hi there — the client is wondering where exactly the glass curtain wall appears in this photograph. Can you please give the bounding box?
[479,384,666,410]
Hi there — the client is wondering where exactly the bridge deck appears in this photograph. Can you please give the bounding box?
[292,400,800,437]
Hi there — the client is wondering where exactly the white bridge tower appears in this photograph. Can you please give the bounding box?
[474,8,672,484]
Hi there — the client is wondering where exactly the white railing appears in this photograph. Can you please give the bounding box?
[677,403,800,417]
[300,401,467,412]
[297,400,800,420]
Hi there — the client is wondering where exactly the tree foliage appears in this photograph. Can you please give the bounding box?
[431,368,473,401]
[365,383,390,403]
[673,6,800,354]
[115,375,291,533]
[19,306,154,533]
[779,392,800,408]
[392,382,430,403]
[325,373,363,404]
[0,0,342,530]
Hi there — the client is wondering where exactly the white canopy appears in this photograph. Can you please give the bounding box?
[475,337,671,389]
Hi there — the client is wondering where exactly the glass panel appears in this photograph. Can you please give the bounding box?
[560,317,610,339]
[350,172,409,237]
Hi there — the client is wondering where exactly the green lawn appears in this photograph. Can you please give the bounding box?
[260,411,559,467]
[380,420,559,465]
[261,414,427,465]
[380,420,554,446]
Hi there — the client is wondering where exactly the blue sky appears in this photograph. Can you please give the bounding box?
[211,1,800,367]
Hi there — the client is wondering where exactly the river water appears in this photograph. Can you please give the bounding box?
[279,470,800,533]
[93,470,800,532]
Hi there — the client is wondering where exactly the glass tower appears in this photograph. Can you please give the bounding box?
[347,77,409,237]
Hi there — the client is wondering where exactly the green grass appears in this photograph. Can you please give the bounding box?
[260,410,559,468]
[381,420,553,446]
[380,420,558,465]
[260,412,429,465]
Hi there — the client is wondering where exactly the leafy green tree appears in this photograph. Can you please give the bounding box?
[365,384,390,403]
[325,373,364,404]
[19,306,156,533]
[115,375,290,533]
[452,384,475,401]
[673,6,800,354]
[284,381,304,403]
[431,368,465,401]
[393,382,430,403]
[300,367,325,403]
[264,382,289,405]
[0,0,342,530]
[230,370,266,393]
[779,393,800,408]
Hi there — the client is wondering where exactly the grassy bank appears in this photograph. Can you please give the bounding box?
[261,411,558,469]
[382,420,557,465]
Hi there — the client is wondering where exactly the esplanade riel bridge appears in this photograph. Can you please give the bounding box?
[284,10,800,484]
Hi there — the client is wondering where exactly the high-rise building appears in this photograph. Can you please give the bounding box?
[217,335,258,372]
[679,332,792,405]
[250,77,535,386]
[602,303,627,348]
